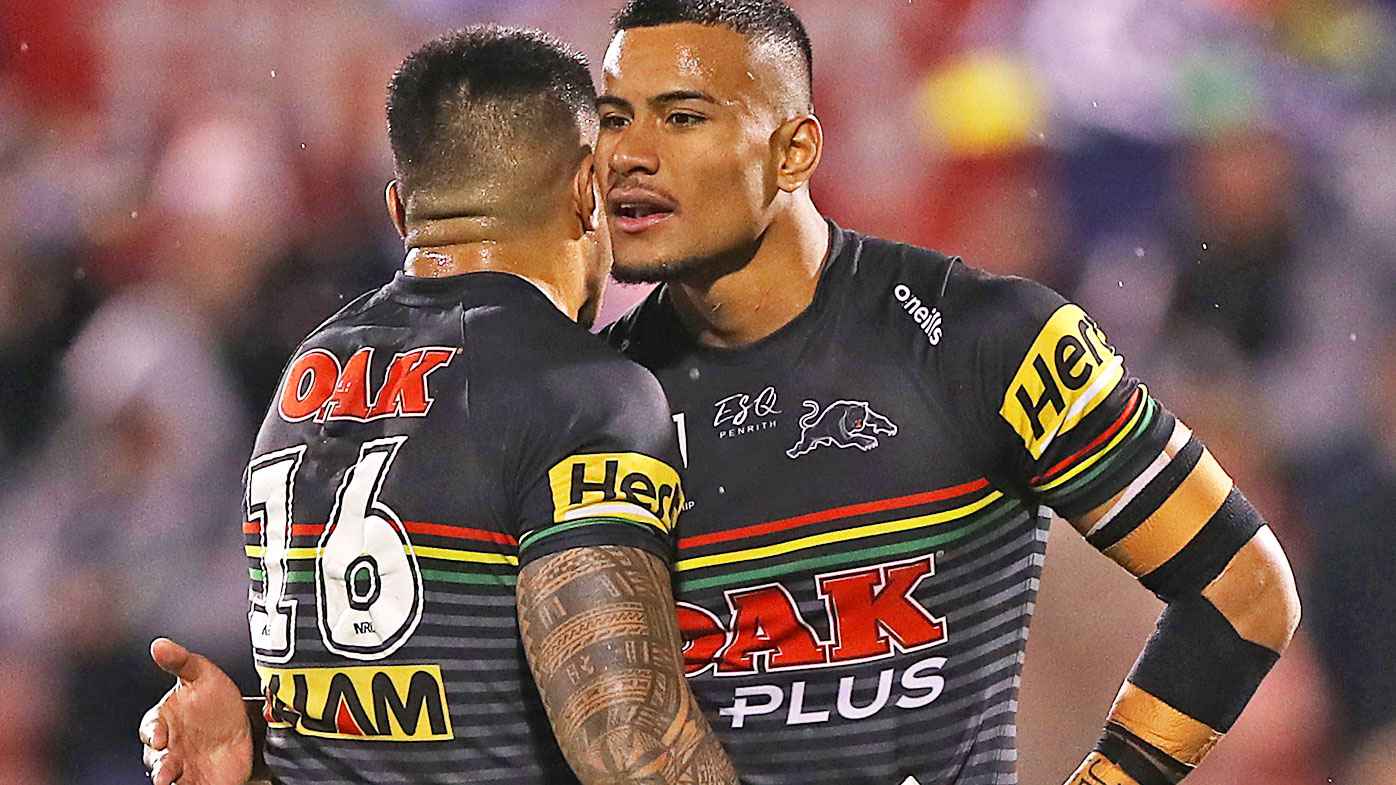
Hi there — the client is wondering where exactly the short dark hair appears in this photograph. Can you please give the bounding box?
[613,0,813,110]
[386,26,597,211]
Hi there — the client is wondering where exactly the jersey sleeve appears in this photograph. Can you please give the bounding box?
[941,268,1176,519]
[512,354,684,567]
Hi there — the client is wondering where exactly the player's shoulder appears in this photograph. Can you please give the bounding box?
[297,284,394,348]
[832,225,1066,348]
[472,297,671,431]
[938,262,1069,341]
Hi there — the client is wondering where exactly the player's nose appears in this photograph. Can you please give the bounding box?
[605,118,660,178]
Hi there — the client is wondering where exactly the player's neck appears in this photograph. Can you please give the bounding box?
[669,196,829,349]
[403,236,584,322]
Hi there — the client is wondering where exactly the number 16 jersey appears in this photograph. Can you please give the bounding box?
[245,271,684,785]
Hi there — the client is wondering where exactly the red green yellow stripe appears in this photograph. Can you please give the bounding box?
[243,520,517,547]
[1032,387,1141,486]
[679,479,991,550]
[677,489,1004,573]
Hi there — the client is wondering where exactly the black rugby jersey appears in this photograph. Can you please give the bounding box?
[244,271,684,785]
[605,224,1175,785]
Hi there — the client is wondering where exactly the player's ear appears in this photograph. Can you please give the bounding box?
[385,180,408,240]
[773,114,823,193]
[572,149,600,234]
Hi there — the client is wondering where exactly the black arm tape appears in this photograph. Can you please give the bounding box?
[1140,487,1264,601]
[1094,723,1192,785]
[1128,595,1280,732]
[1086,434,1203,551]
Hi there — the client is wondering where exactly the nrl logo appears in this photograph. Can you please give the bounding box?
[786,399,898,459]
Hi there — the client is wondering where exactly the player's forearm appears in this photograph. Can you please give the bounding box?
[1069,526,1300,784]
[243,696,277,785]
[1064,417,1300,784]
[518,545,740,785]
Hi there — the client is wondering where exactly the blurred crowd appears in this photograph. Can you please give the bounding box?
[1,0,1394,782]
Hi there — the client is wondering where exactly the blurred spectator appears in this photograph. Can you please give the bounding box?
[2,0,1393,781]
[1298,330,1396,751]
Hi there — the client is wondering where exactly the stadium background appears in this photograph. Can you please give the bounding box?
[1,0,1393,782]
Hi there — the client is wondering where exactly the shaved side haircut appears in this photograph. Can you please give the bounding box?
[386,26,598,221]
[612,0,814,113]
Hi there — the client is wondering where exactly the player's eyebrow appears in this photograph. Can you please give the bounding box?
[596,89,721,112]
[596,94,633,112]
[647,89,719,107]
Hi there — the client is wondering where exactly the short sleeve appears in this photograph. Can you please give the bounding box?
[941,269,1176,519]
[512,356,684,567]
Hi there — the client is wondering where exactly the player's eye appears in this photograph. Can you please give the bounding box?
[666,111,706,127]
[599,114,631,130]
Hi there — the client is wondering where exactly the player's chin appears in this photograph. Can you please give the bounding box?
[610,246,695,284]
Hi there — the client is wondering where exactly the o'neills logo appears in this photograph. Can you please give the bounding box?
[893,284,942,345]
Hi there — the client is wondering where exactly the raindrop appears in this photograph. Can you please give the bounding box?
[270,70,277,78]
[1350,333,1357,342]
[74,267,86,280]
[1134,247,1145,258]
[300,143,306,149]
[1117,281,1123,288]
[1201,243,1208,250]
[718,486,726,495]
[130,210,138,218]
[19,42,28,53]
[688,367,700,381]
[1028,188,1038,198]
[1091,101,1098,108]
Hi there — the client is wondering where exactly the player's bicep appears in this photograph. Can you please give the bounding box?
[517,545,735,784]
[1067,418,1298,650]
[1068,420,1247,596]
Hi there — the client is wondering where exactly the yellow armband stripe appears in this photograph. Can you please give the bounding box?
[1102,449,1232,577]
[1108,682,1221,767]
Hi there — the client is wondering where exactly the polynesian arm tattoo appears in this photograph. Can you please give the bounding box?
[517,545,740,785]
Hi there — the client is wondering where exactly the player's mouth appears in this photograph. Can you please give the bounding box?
[607,188,676,234]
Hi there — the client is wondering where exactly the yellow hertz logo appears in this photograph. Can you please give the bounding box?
[549,452,684,532]
[258,664,453,742]
[1000,304,1124,459]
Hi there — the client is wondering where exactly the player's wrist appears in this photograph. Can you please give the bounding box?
[1079,722,1193,785]
[1068,751,1142,785]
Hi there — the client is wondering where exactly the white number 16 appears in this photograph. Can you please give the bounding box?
[247,436,424,662]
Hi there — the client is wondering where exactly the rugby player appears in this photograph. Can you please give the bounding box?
[595,2,1300,784]
[139,26,738,785]
[143,2,1302,785]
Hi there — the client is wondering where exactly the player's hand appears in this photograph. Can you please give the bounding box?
[139,638,254,785]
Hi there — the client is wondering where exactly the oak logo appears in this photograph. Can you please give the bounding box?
[257,664,453,742]
[1000,305,1123,459]
[549,453,684,532]
[278,346,455,424]
[678,555,947,677]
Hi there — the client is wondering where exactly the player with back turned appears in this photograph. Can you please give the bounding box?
[140,26,737,785]
[594,2,1300,784]
[143,3,1303,785]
